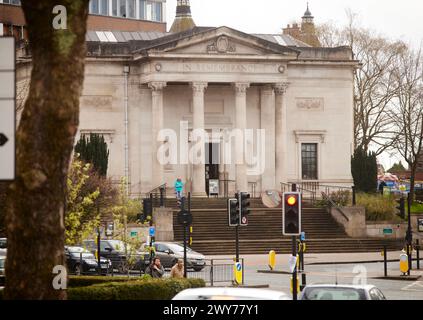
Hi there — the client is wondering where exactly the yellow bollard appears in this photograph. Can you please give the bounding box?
[400,252,409,274]
[234,262,243,285]
[290,276,300,294]
[268,250,276,271]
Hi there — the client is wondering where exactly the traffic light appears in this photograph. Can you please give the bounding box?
[240,192,251,226]
[228,198,239,227]
[283,192,301,236]
[396,197,405,219]
[142,198,153,221]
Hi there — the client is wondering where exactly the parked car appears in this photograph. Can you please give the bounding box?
[299,284,386,300]
[65,246,112,275]
[142,242,206,272]
[0,256,6,286]
[173,287,291,300]
[82,239,148,273]
[0,238,6,257]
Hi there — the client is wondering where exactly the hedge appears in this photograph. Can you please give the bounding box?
[0,278,205,300]
[68,275,151,288]
[68,278,205,300]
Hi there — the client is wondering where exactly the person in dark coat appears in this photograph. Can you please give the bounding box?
[378,180,387,194]
[145,257,165,278]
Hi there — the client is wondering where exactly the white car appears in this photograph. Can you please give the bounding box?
[173,287,291,300]
[299,284,386,300]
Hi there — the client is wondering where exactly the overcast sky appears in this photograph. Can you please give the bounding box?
[166,0,422,169]
[167,0,422,47]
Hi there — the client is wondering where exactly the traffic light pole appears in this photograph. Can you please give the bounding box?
[291,238,299,300]
[407,192,412,275]
[235,225,240,263]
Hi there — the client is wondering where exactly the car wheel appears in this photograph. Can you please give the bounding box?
[118,264,129,274]
[171,259,178,267]
[74,264,81,275]
[193,267,204,272]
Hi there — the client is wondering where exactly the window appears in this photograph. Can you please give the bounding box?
[119,0,126,17]
[3,0,21,5]
[301,143,318,180]
[139,0,146,19]
[112,0,118,16]
[139,0,162,22]
[90,0,99,14]
[100,0,108,15]
[127,0,135,18]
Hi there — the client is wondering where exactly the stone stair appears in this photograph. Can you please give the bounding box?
[168,198,403,255]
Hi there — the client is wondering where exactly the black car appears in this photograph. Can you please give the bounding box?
[65,246,112,275]
[82,239,148,273]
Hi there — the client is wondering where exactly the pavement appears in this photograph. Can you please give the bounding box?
[204,252,423,300]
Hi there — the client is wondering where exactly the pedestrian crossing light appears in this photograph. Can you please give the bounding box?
[283,192,301,236]
[228,198,239,227]
[240,192,251,226]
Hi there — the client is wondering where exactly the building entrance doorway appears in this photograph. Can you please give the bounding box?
[205,143,220,196]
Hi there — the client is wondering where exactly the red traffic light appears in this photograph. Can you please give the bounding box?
[286,195,297,206]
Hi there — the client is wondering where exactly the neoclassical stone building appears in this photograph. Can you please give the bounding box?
[17,2,357,197]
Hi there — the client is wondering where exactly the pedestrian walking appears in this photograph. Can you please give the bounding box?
[174,178,184,200]
[170,259,185,279]
[145,257,165,278]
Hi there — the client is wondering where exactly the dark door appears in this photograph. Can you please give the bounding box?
[205,143,220,196]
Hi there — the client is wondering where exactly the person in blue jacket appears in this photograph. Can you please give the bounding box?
[174,178,184,200]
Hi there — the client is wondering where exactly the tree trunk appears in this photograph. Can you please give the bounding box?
[4,0,89,299]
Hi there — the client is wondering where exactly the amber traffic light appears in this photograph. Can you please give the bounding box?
[283,192,301,236]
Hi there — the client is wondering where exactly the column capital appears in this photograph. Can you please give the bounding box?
[148,81,167,91]
[274,82,289,95]
[191,82,208,93]
[234,82,250,94]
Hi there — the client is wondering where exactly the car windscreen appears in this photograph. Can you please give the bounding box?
[302,287,366,300]
[167,243,194,253]
[69,252,96,259]
[0,239,6,249]
[107,240,131,252]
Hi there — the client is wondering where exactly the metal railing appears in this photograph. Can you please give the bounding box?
[182,258,244,286]
[146,183,167,208]
[321,191,350,222]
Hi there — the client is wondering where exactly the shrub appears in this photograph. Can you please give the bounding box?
[316,190,351,207]
[356,193,399,221]
[68,278,205,300]
[68,275,151,288]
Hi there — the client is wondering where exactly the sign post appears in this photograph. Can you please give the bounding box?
[0,37,15,181]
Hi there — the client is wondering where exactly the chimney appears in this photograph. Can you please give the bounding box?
[170,0,196,33]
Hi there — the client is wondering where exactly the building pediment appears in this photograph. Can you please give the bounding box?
[136,26,299,59]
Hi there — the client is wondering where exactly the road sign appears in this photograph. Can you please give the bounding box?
[234,262,243,285]
[149,226,156,237]
[383,228,393,235]
[418,219,423,233]
[130,231,138,238]
[288,255,298,273]
[0,37,15,181]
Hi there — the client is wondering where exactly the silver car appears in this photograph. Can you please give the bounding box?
[173,287,291,300]
[143,242,206,271]
[300,284,386,300]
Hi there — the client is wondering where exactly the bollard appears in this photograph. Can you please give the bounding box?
[383,246,387,277]
[268,250,276,271]
[352,186,356,206]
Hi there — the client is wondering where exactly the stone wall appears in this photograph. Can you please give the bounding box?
[330,206,408,239]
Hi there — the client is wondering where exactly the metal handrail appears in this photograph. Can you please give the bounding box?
[321,191,350,222]
[146,183,167,208]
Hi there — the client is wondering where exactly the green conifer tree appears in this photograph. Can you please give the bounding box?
[75,133,109,176]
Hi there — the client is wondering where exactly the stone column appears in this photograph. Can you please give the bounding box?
[260,85,276,191]
[234,82,250,192]
[191,82,208,197]
[149,82,167,188]
[274,83,289,185]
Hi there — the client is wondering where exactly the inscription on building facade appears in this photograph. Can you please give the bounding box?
[296,98,324,111]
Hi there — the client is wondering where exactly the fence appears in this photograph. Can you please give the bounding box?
[281,182,356,206]
[66,251,241,285]
[184,259,243,286]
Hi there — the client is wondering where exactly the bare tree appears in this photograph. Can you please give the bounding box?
[4,0,89,299]
[389,46,423,203]
[316,13,405,156]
